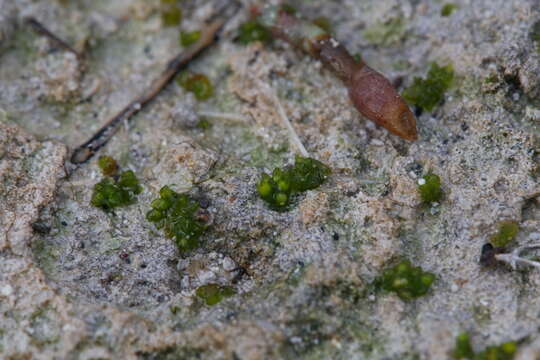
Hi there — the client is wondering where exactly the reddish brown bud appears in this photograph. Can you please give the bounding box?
[348,66,417,141]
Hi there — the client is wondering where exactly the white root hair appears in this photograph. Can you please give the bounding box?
[258,80,309,158]
[494,233,540,270]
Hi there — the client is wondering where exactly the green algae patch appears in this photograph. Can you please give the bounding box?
[453,332,475,359]
[180,30,201,47]
[257,155,331,210]
[177,72,214,101]
[418,172,443,204]
[379,259,435,300]
[146,186,205,252]
[490,221,519,248]
[453,332,517,360]
[402,63,454,112]
[237,20,272,45]
[195,283,235,306]
[91,170,142,212]
[441,4,458,17]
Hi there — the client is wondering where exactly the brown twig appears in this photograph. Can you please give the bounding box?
[69,2,239,166]
[25,17,84,60]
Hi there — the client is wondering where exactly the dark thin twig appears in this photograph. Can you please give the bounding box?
[25,17,83,60]
[69,2,238,167]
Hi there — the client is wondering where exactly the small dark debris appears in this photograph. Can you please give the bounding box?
[31,221,50,235]
[140,263,147,269]
[479,243,506,267]
[332,232,339,241]
[405,162,423,177]
[61,221,67,226]
[346,189,360,197]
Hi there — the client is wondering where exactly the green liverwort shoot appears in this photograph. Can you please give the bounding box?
[452,332,518,360]
[475,341,517,360]
[380,259,435,300]
[441,4,458,17]
[490,221,519,248]
[195,283,235,306]
[402,63,454,112]
[257,156,331,210]
[91,170,142,212]
[97,155,118,176]
[418,172,443,204]
[180,30,201,47]
[237,20,271,44]
[160,0,182,27]
[146,186,205,252]
[177,72,213,100]
[453,332,474,359]
[289,156,332,192]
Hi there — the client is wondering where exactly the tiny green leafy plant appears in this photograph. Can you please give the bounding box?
[453,332,517,360]
[453,332,475,359]
[160,0,182,27]
[257,155,331,210]
[490,221,519,248]
[146,186,206,252]
[91,158,142,212]
[180,30,201,47]
[177,72,214,101]
[237,20,272,44]
[441,4,458,17]
[402,63,454,112]
[418,172,443,204]
[195,283,235,306]
[97,155,118,177]
[379,259,435,300]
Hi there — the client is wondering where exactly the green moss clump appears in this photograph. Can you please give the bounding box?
[97,155,118,176]
[146,186,205,252]
[453,333,475,359]
[91,170,142,211]
[177,72,213,101]
[441,4,458,17]
[418,172,443,204]
[379,259,435,300]
[490,221,519,248]
[257,155,331,210]
[237,20,271,45]
[452,332,518,360]
[402,63,454,112]
[195,283,235,306]
[180,30,201,47]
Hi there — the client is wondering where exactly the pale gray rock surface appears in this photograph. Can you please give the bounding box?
[0,0,538,359]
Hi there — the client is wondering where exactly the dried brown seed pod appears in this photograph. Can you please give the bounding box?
[259,6,417,141]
